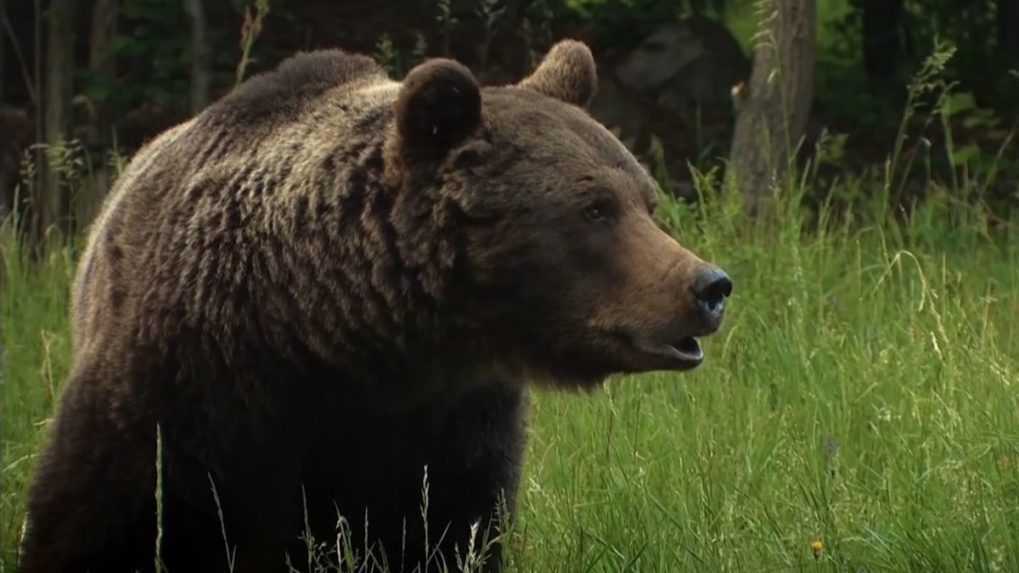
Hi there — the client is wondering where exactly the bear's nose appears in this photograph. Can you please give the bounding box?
[692,267,733,315]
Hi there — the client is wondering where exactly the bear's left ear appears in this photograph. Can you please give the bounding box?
[395,58,482,158]
[518,40,597,108]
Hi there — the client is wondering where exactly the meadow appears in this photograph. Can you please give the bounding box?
[2,50,1018,573]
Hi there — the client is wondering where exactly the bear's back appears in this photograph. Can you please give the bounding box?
[71,50,395,355]
[201,49,388,128]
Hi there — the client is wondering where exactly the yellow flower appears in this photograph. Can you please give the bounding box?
[811,539,824,559]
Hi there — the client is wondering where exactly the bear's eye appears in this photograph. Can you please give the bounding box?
[583,199,614,223]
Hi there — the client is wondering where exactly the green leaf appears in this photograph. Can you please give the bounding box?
[962,109,999,130]
[943,92,976,117]
[950,143,982,167]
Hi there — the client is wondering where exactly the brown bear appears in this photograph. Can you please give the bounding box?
[19,40,732,573]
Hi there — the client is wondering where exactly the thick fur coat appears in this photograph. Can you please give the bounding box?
[20,40,730,573]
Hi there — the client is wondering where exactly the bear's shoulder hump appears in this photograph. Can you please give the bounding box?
[207,49,386,124]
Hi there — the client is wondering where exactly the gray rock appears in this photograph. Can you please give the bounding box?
[615,17,749,112]
[588,16,750,193]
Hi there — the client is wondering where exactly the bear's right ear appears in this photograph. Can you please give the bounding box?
[518,40,597,108]
[395,59,482,159]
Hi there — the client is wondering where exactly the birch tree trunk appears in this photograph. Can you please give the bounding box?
[184,0,210,114]
[727,0,816,212]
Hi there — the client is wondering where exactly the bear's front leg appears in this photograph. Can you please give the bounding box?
[20,363,310,573]
[298,383,527,573]
[19,376,166,573]
[415,383,528,573]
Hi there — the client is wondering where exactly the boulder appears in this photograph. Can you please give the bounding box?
[589,16,750,194]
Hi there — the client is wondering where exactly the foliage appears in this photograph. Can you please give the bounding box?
[828,0,1018,111]
[76,0,270,123]
[82,0,192,113]
[566,0,729,49]
[727,2,1019,208]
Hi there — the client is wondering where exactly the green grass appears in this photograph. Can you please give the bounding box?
[1,224,79,571]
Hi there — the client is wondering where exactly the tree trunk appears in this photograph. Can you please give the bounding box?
[184,0,210,114]
[42,0,75,236]
[861,0,904,81]
[89,0,118,124]
[0,0,6,221]
[1001,0,1019,68]
[0,108,31,223]
[727,0,816,211]
[0,0,6,101]
[83,0,118,225]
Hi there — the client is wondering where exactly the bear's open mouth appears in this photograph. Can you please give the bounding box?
[671,337,704,362]
[616,329,705,371]
[646,336,703,368]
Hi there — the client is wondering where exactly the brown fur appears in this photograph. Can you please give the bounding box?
[21,40,730,573]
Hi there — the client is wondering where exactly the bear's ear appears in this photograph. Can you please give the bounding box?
[518,40,597,108]
[395,58,482,157]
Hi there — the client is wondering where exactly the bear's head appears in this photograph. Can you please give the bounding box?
[387,40,732,388]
